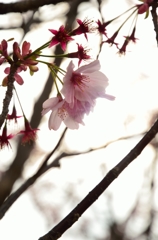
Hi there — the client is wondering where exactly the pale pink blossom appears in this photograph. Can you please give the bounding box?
[42,96,94,130]
[61,60,115,108]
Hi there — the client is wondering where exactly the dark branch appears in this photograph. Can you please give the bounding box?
[151,1,158,45]
[38,118,158,240]
[0,128,67,220]
[0,0,88,14]
[0,64,17,129]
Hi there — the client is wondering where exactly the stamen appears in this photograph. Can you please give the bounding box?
[71,73,90,91]
[58,107,68,120]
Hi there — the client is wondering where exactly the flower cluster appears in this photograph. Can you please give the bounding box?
[42,60,114,130]
[0,0,154,149]
[0,39,39,86]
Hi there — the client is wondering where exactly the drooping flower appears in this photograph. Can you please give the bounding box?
[126,27,138,43]
[66,44,91,66]
[102,31,119,47]
[118,27,138,55]
[49,25,74,51]
[7,105,22,123]
[19,118,39,144]
[96,20,109,37]
[42,95,94,130]
[61,60,115,108]
[70,19,95,40]
[0,123,14,149]
[118,39,129,55]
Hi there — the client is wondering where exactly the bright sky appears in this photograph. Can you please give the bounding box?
[0,0,158,239]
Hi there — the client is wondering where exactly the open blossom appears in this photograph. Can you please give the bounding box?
[102,32,119,47]
[19,118,39,144]
[42,96,94,130]
[66,44,91,66]
[70,19,95,40]
[96,20,108,37]
[61,60,115,108]
[7,105,22,123]
[49,25,74,51]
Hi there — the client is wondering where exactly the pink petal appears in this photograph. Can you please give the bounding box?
[4,67,10,74]
[75,60,100,74]
[22,41,30,56]
[49,38,59,48]
[49,110,62,130]
[42,97,59,109]
[104,93,115,100]
[64,116,79,129]
[15,73,24,85]
[49,29,58,35]
[61,42,67,51]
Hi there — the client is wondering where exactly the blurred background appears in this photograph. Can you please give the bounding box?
[0,0,158,239]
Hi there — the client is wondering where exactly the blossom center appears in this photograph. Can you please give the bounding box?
[71,73,90,91]
[58,106,68,120]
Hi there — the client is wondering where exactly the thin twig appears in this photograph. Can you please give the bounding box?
[0,128,67,220]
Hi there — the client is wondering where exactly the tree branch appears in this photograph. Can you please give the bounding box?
[0,0,89,14]
[0,128,67,220]
[0,64,17,129]
[151,1,158,45]
[38,117,158,240]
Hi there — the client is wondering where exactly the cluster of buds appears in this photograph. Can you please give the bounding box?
[0,0,154,149]
[0,40,39,85]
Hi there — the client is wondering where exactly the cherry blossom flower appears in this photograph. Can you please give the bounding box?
[49,25,74,51]
[102,32,119,47]
[118,27,138,54]
[42,96,94,130]
[0,123,14,149]
[66,44,91,66]
[118,39,129,55]
[7,105,22,123]
[70,19,95,40]
[19,118,39,144]
[61,60,115,108]
[126,27,138,43]
[96,20,108,37]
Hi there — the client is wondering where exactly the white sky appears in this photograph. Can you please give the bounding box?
[0,0,158,239]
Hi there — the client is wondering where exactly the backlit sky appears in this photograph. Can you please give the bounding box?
[0,0,158,239]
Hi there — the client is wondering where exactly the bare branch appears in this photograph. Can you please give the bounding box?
[0,128,67,220]
[0,64,17,129]
[0,0,89,14]
[38,117,158,240]
[151,1,158,45]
